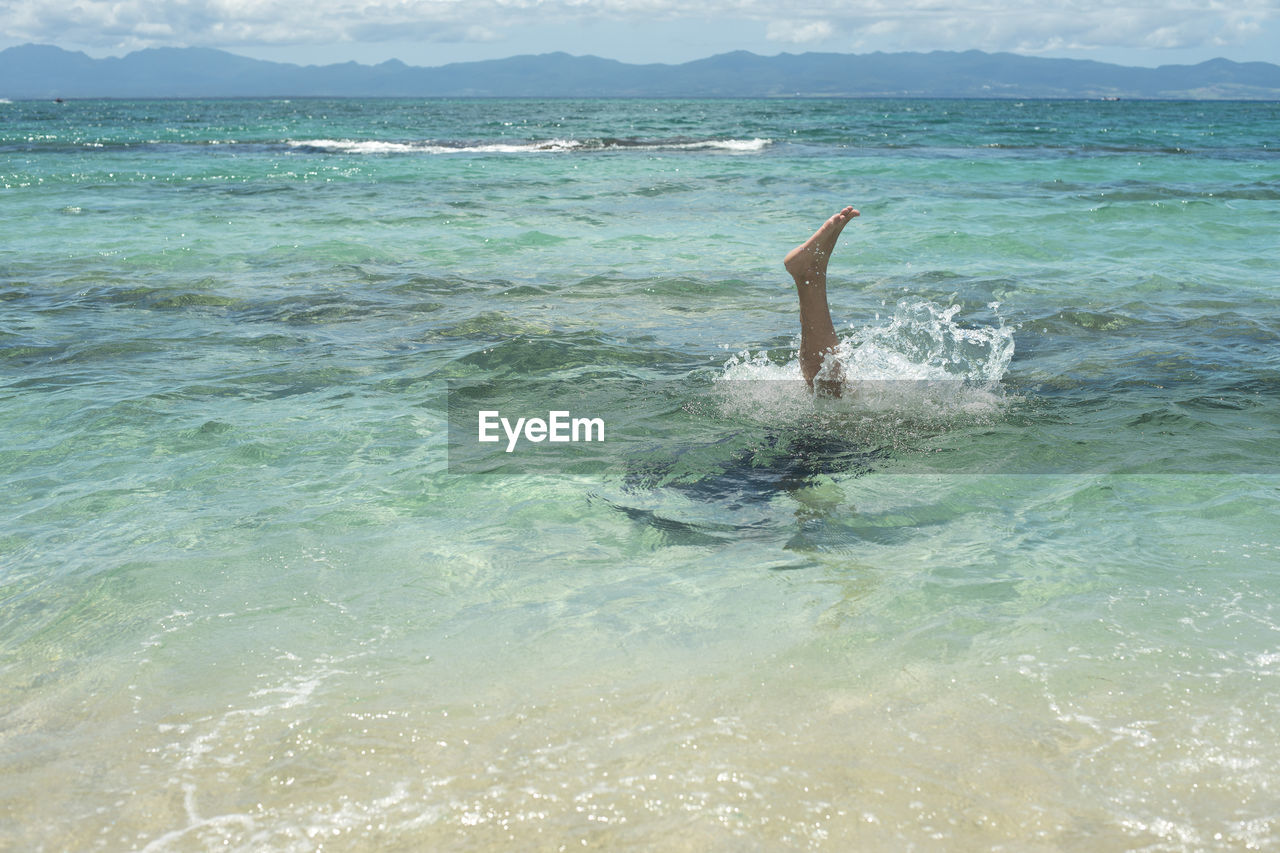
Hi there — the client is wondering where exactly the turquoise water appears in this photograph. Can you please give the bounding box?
[2,97,1279,850]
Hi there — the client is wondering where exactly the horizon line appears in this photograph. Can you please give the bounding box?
[5,41,1277,74]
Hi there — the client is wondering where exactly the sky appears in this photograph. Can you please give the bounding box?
[1,0,1278,69]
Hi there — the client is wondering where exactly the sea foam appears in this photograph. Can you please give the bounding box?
[716,299,1015,431]
[288,137,770,155]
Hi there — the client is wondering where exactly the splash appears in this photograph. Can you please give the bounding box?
[723,299,1013,385]
[715,299,1016,432]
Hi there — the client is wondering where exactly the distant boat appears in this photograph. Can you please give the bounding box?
[54,97,64,103]
[1101,96,1121,101]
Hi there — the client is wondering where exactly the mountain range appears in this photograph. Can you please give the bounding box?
[3,43,1280,100]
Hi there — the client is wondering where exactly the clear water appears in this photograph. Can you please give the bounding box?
[2,97,1279,850]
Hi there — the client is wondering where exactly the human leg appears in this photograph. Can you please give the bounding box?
[783,206,859,389]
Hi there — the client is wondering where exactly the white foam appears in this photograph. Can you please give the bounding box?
[290,138,579,154]
[843,300,1015,385]
[715,299,1015,429]
[288,137,769,155]
[722,299,1013,383]
[622,137,771,153]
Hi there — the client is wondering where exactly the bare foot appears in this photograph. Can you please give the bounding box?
[783,206,859,286]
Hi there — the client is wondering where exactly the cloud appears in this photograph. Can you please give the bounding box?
[841,2,1280,55]
[766,20,834,44]
[1,0,1277,57]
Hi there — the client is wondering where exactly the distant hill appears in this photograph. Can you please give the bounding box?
[3,43,1280,99]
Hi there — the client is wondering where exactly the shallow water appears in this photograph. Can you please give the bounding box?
[2,97,1279,850]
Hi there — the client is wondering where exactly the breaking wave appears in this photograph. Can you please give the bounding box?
[288,136,771,155]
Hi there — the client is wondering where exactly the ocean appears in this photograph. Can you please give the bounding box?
[2,96,1278,850]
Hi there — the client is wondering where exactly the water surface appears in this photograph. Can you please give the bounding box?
[2,97,1279,850]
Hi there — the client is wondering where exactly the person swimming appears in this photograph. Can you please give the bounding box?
[783,206,859,395]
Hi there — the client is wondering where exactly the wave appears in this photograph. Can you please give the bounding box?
[288,136,771,155]
[598,137,771,153]
[1,136,770,156]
